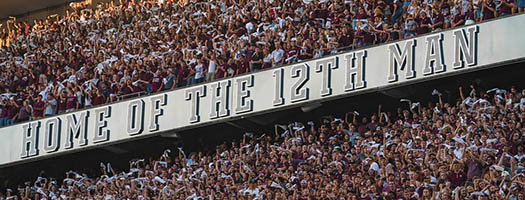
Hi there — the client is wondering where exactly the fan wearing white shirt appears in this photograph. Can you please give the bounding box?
[205,53,217,82]
[271,42,284,67]
[242,180,261,197]
[193,59,206,84]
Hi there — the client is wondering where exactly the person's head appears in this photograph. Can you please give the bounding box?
[422,188,432,197]
[420,11,427,18]
[361,116,368,124]
[407,14,413,20]
[275,41,281,49]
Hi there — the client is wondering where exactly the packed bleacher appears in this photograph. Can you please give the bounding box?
[0,86,523,199]
[0,0,523,126]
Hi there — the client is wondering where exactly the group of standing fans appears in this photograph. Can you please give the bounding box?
[0,85,524,199]
[0,0,523,126]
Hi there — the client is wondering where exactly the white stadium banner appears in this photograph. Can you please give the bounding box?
[1,14,525,167]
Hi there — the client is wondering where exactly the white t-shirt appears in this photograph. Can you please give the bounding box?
[208,60,216,73]
[194,64,204,79]
[85,95,92,107]
[263,54,273,63]
[45,99,57,115]
[271,49,284,63]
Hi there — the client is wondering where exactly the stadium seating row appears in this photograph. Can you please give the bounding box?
[0,0,523,126]
[1,86,523,199]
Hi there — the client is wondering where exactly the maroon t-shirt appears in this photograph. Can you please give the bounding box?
[216,64,227,79]
[363,31,374,44]
[57,97,67,112]
[33,101,45,117]
[65,96,77,110]
[298,47,312,60]
[122,85,132,95]
[151,76,162,92]
[0,106,7,118]
[9,79,18,91]
[355,12,368,20]
[19,76,28,87]
[110,83,119,94]
[453,13,464,25]
[7,106,17,119]
[338,34,353,48]
[141,71,153,83]
[499,0,512,15]
[93,95,106,106]
[416,17,431,34]
[69,59,81,71]
[447,171,467,187]
[236,28,246,37]
[432,13,444,29]
[177,68,189,83]
[237,60,250,74]
[328,12,340,24]
[132,84,141,93]
[465,11,475,21]
[482,2,496,20]
[286,48,298,61]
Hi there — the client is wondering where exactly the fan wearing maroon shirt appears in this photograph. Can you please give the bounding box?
[92,89,107,106]
[327,6,341,27]
[121,80,134,97]
[225,58,236,78]
[451,9,465,28]
[65,90,78,112]
[481,0,497,21]
[361,27,374,47]
[249,48,263,72]
[447,162,467,188]
[140,70,154,94]
[16,100,32,123]
[431,8,444,31]
[150,70,164,93]
[497,0,514,16]
[236,55,250,76]
[416,12,432,34]
[176,64,190,87]
[353,25,366,48]
[354,7,369,20]
[215,58,227,80]
[109,81,119,98]
[5,99,18,125]
[130,79,142,94]
[32,95,45,120]
[230,21,246,37]
[283,41,298,64]
[298,41,313,61]
[464,4,476,25]
[57,91,67,114]
[0,100,8,126]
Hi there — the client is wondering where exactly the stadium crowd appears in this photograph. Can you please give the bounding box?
[0,86,523,199]
[0,0,523,126]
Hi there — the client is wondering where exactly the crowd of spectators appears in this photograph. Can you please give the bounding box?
[0,0,524,127]
[0,86,523,199]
